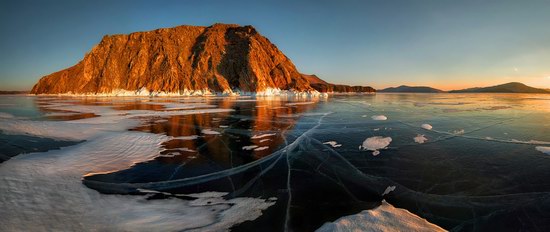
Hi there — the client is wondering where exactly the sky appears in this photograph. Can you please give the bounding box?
[1,0,550,91]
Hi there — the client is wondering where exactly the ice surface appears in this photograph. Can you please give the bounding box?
[0,118,273,231]
[316,200,446,232]
[3,94,550,231]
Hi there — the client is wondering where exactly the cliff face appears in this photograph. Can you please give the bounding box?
[31,23,374,95]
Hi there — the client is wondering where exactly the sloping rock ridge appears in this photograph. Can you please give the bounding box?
[31,23,374,96]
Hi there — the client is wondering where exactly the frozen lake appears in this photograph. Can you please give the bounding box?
[1,93,549,231]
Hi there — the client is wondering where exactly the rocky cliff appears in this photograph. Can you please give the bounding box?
[31,23,374,95]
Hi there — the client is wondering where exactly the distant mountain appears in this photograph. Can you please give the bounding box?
[378,85,444,93]
[449,82,549,93]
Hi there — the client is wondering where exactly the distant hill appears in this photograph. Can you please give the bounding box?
[378,85,444,93]
[0,90,29,95]
[302,74,375,93]
[449,82,549,93]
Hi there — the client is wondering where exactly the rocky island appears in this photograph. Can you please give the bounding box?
[30,23,374,96]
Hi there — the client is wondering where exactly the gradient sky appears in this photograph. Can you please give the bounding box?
[2,0,550,91]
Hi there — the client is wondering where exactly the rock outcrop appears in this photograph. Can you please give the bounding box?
[31,23,374,95]
[303,74,375,93]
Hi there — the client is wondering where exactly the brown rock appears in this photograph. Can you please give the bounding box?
[31,23,374,95]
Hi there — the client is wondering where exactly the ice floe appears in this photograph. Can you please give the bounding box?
[371,115,388,120]
[414,134,428,144]
[316,200,446,232]
[359,136,392,156]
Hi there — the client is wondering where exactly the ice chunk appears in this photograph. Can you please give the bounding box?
[382,186,396,196]
[371,115,388,120]
[414,134,428,144]
[536,146,550,155]
[421,124,432,130]
[316,200,446,232]
[323,141,342,148]
[359,136,392,156]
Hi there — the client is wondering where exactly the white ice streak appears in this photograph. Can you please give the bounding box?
[421,124,433,130]
[323,141,342,148]
[172,135,200,140]
[251,133,276,139]
[316,200,446,232]
[414,134,428,144]
[201,129,221,135]
[359,136,392,156]
[371,115,388,120]
[535,146,550,155]
[285,101,315,106]
[254,146,269,151]
[242,145,259,150]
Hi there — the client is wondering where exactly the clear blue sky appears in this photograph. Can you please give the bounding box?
[2,0,550,91]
